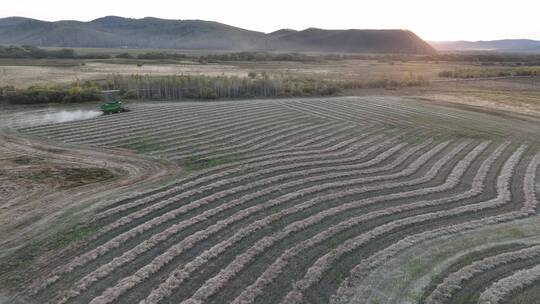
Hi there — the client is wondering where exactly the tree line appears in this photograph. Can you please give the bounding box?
[3,45,540,66]
[1,73,427,105]
[0,45,114,59]
[438,67,540,78]
[105,74,342,100]
[106,73,426,100]
[0,85,101,104]
[0,46,333,62]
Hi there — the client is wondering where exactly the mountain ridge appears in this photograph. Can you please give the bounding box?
[0,16,436,54]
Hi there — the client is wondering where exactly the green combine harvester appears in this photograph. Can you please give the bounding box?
[100,90,128,114]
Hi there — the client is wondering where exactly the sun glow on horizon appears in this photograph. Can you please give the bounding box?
[1,0,539,41]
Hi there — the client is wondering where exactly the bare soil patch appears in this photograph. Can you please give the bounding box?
[0,133,179,257]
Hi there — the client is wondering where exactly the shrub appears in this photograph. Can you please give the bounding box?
[115,52,133,59]
[438,67,540,78]
[136,52,186,60]
[2,86,101,104]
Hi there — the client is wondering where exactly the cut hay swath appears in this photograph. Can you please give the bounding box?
[19,96,540,304]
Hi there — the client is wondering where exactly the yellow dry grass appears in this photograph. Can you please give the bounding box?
[0,62,247,88]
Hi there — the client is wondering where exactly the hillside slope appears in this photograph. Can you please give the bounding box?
[267,28,435,53]
[0,16,265,50]
[0,16,436,54]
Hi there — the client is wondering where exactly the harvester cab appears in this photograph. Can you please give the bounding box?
[100,90,128,115]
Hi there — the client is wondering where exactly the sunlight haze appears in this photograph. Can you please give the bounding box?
[1,0,539,41]
[3,0,540,303]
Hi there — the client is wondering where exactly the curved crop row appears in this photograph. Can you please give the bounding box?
[288,98,413,126]
[75,140,452,304]
[278,102,363,124]
[105,113,313,152]
[89,129,384,219]
[178,142,486,304]
[23,98,540,304]
[324,98,415,121]
[478,263,540,304]
[37,133,395,292]
[46,137,415,301]
[280,144,525,304]
[30,102,268,136]
[332,150,540,304]
[19,104,174,134]
[290,99,414,127]
[166,120,337,160]
[231,141,507,304]
[147,118,311,156]
[91,133,388,224]
[80,106,295,146]
[27,104,224,138]
[93,134,393,221]
[425,244,540,304]
[90,141,458,304]
[160,120,335,158]
[55,104,258,142]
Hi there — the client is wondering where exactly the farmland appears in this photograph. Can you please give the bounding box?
[2,53,540,119]
[1,95,539,304]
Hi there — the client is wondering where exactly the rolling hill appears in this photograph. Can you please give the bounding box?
[0,16,436,54]
[267,27,435,54]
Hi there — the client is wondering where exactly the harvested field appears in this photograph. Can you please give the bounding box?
[0,59,463,89]
[5,96,540,304]
[0,62,246,89]
[0,134,178,257]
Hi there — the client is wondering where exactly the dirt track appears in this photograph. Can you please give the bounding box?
[0,132,178,257]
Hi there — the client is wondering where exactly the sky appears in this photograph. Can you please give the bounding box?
[1,0,539,41]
